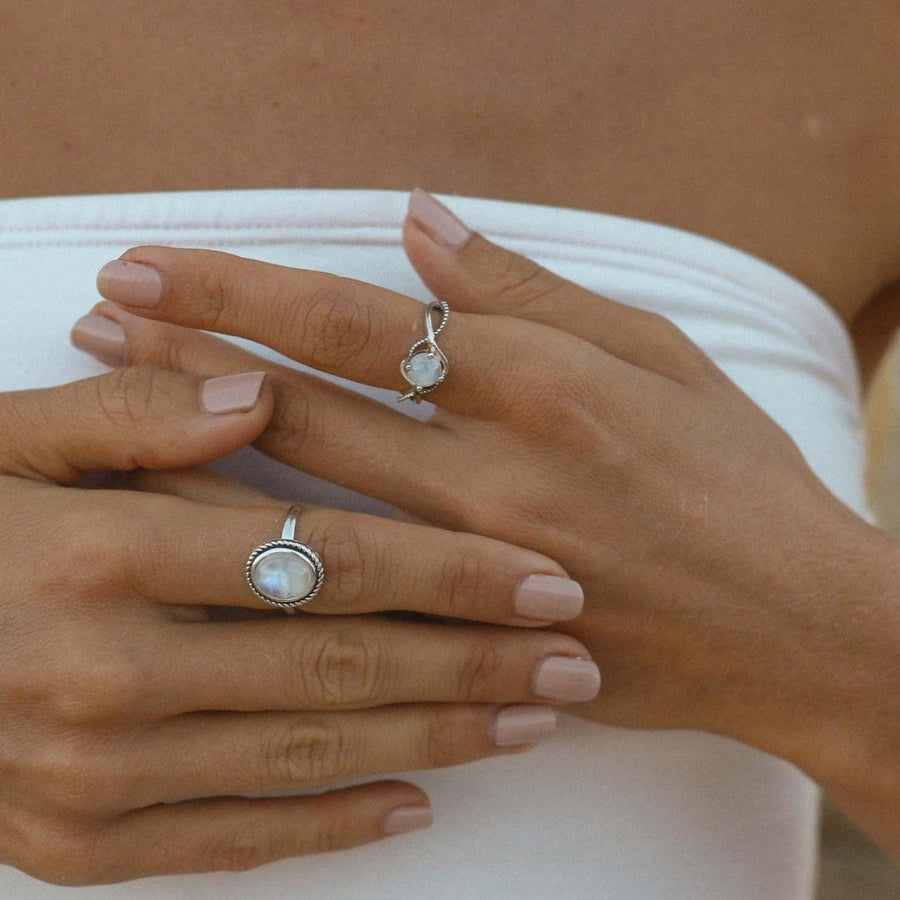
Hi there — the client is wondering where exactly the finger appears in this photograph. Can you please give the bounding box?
[115,704,555,808]
[37,783,431,883]
[402,188,710,381]
[94,244,594,417]
[0,361,272,484]
[86,302,467,517]
[119,492,583,625]
[129,464,278,508]
[161,615,601,714]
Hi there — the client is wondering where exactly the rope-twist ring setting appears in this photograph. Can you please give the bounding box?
[245,506,325,610]
[398,301,450,403]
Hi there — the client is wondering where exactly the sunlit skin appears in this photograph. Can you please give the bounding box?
[83,200,900,861]
[0,0,898,884]
[2,1,898,320]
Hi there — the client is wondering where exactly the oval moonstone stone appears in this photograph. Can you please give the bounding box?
[250,548,317,602]
[406,352,444,388]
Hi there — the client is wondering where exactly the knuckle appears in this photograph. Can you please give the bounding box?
[20,822,102,887]
[53,501,130,591]
[445,494,506,541]
[455,641,503,703]
[293,626,390,707]
[644,313,711,380]
[210,820,277,872]
[148,323,195,373]
[261,717,353,787]
[90,365,160,437]
[121,494,183,595]
[268,374,314,446]
[598,425,645,479]
[31,742,110,816]
[645,311,685,345]
[312,806,355,855]
[50,651,146,725]
[540,361,600,418]
[434,547,487,620]
[306,516,372,611]
[297,280,378,370]
[488,255,565,309]
[194,257,233,331]
[421,708,467,767]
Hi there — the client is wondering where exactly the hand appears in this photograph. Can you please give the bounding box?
[85,189,900,801]
[0,359,598,884]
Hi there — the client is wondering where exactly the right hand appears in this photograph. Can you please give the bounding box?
[0,362,598,885]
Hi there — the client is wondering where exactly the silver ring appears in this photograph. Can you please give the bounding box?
[245,505,325,610]
[397,301,450,403]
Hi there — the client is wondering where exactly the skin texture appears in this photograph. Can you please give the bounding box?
[1,0,899,322]
[85,192,900,858]
[1,0,898,883]
[0,362,602,883]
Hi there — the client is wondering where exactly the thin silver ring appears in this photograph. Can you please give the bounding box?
[397,301,450,403]
[245,505,325,611]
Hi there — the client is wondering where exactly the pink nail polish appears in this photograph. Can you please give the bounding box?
[199,372,267,414]
[515,574,584,621]
[407,188,471,249]
[492,705,557,747]
[532,656,601,703]
[70,313,127,367]
[96,259,164,308]
[382,804,434,835]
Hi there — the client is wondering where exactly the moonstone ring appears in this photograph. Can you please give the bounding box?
[245,505,325,610]
[398,300,450,403]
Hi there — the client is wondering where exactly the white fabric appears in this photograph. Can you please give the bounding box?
[0,189,867,898]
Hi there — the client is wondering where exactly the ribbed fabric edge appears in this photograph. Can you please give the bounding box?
[0,187,860,404]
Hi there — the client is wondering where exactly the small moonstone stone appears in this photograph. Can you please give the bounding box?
[406,352,443,388]
[250,548,316,602]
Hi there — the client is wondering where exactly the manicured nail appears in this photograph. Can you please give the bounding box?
[70,313,127,367]
[407,188,471,249]
[96,259,164,308]
[382,804,434,835]
[533,656,601,702]
[515,574,584,621]
[199,372,267,414]
[492,705,557,747]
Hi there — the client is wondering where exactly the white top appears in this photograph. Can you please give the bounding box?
[0,189,867,899]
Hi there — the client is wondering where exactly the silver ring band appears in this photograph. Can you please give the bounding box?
[245,505,325,610]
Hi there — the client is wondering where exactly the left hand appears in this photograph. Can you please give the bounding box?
[77,189,897,786]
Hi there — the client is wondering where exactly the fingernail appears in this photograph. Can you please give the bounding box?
[492,705,557,747]
[533,656,601,702]
[515,574,584,621]
[382,804,434,835]
[407,188,471,249]
[96,259,164,308]
[70,313,127,367]
[199,372,267,414]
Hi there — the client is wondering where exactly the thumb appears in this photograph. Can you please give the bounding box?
[401,188,706,380]
[0,362,272,484]
[400,187,584,320]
